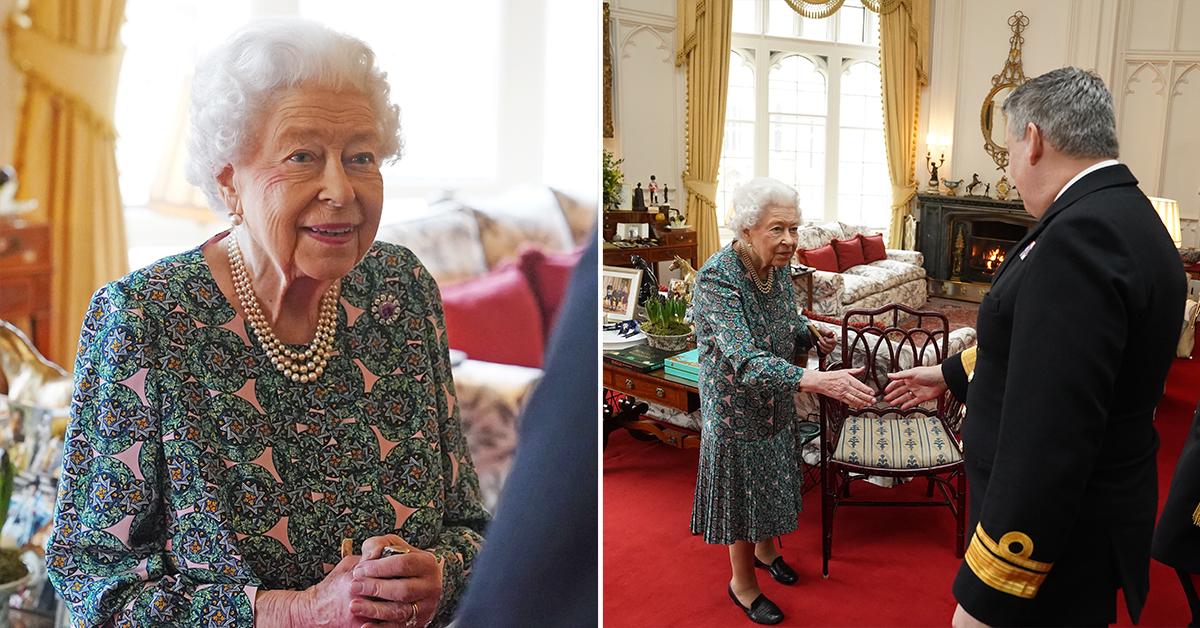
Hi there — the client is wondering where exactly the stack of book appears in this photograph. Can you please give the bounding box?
[604,344,681,372]
[663,348,700,383]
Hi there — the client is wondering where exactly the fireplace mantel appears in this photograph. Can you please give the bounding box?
[913,193,1034,302]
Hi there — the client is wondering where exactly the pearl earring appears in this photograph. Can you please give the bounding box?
[229,211,243,226]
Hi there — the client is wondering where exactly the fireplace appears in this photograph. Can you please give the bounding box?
[914,194,1035,302]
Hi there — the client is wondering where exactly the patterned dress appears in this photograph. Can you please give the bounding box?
[690,244,812,545]
[45,239,489,627]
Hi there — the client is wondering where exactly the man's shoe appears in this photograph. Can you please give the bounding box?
[754,556,798,585]
[727,586,784,625]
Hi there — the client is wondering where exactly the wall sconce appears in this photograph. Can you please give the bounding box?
[1149,196,1182,248]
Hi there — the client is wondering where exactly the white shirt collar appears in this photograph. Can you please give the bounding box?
[1053,159,1120,202]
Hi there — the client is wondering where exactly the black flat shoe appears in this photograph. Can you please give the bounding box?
[727,586,784,625]
[754,555,798,585]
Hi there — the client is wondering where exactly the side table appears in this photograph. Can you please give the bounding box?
[790,265,815,312]
[602,360,700,449]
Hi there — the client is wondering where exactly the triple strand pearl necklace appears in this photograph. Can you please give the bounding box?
[736,241,774,294]
[225,234,340,383]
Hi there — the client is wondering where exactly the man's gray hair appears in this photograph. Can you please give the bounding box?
[1002,66,1118,159]
[185,18,403,215]
[727,177,801,234]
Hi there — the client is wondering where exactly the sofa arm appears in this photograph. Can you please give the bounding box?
[886,249,923,266]
[806,270,846,316]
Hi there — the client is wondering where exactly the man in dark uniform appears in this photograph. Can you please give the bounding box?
[885,67,1186,625]
[1153,399,1200,626]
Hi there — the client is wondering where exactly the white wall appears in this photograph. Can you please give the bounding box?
[921,0,1200,247]
[605,0,687,209]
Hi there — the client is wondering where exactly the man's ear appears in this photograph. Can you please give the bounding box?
[216,164,239,211]
[1026,123,1044,166]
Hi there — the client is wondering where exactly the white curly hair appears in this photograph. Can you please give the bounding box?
[726,177,801,234]
[185,18,403,215]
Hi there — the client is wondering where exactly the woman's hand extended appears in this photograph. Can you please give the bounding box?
[883,364,948,410]
[349,534,443,628]
[812,325,837,355]
[800,367,875,409]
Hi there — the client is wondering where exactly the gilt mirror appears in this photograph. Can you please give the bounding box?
[981,11,1029,172]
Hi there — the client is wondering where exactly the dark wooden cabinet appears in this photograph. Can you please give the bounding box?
[0,219,53,357]
[602,209,698,269]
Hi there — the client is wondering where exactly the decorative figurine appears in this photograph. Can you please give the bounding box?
[648,175,659,205]
[0,165,38,217]
[965,173,984,197]
[942,178,964,196]
[629,255,659,306]
[662,185,669,205]
[632,182,646,211]
[995,174,1012,200]
[925,150,945,193]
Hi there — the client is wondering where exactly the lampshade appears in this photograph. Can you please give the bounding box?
[1149,196,1183,247]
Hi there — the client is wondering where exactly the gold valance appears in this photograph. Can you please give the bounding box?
[5,12,125,135]
[784,0,906,19]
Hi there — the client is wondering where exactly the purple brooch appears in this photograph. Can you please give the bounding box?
[371,293,401,324]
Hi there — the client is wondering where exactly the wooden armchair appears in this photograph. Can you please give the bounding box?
[817,304,966,577]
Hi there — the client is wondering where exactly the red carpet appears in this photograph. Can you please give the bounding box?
[603,349,1200,626]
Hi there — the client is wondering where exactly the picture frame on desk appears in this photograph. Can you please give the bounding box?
[602,265,642,322]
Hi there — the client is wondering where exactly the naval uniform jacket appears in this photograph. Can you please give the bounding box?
[940,164,1186,625]
[1152,399,1200,574]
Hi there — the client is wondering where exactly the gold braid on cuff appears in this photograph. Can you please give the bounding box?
[963,523,1052,599]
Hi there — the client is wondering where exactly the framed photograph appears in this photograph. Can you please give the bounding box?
[602,265,642,322]
[615,222,649,241]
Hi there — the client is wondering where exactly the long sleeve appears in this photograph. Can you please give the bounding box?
[952,214,1131,624]
[694,265,805,391]
[416,265,489,625]
[46,285,257,627]
[941,345,976,402]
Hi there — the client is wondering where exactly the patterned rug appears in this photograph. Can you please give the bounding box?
[806,297,980,332]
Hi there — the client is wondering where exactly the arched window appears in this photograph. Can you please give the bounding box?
[717,50,757,224]
[768,54,827,218]
[838,61,890,229]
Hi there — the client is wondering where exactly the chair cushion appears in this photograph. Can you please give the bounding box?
[375,209,489,287]
[833,236,866,272]
[834,414,961,469]
[801,244,839,272]
[861,233,887,263]
[441,263,546,368]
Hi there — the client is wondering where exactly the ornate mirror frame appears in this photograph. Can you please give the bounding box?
[981,11,1029,172]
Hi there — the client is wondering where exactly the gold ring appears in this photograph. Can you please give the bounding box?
[404,601,419,627]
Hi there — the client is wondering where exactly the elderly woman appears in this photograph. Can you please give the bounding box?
[691,178,875,624]
[45,19,487,627]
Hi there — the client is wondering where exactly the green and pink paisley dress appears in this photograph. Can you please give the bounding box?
[46,237,488,626]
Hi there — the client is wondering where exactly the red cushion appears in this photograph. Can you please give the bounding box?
[860,233,887,263]
[802,244,839,273]
[440,264,545,368]
[833,236,866,272]
[518,245,583,334]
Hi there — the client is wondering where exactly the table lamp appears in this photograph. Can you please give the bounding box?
[1149,196,1182,247]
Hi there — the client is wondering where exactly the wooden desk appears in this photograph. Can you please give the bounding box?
[603,359,701,449]
[0,220,52,357]
[602,209,698,269]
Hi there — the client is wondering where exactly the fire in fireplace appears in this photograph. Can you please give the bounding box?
[951,219,1028,284]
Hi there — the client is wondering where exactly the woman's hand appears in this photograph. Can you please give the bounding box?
[799,367,875,409]
[350,534,444,628]
[255,555,366,627]
[811,325,837,355]
[951,603,990,628]
[883,365,947,410]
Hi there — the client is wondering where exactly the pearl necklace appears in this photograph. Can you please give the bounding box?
[225,234,340,383]
[736,241,774,294]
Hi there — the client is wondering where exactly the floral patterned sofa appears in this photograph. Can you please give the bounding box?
[793,222,927,318]
[375,185,593,510]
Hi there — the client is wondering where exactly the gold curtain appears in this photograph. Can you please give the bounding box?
[676,0,732,265]
[6,0,128,365]
[878,0,928,248]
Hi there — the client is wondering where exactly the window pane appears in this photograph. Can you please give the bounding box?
[769,113,825,218]
[865,10,880,47]
[733,0,758,33]
[838,62,889,229]
[768,0,799,36]
[768,55,826,117]
[717,52,757,226]
[801,15,833,41]
[838,5,866,43]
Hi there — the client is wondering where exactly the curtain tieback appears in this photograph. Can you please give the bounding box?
[890,184,917,209]
[684,178,718,207]
[6,13,125,131]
